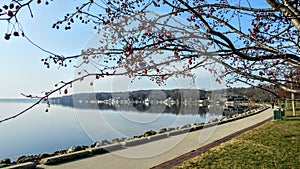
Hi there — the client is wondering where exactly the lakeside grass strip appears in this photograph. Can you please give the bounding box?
[173,115,300,169]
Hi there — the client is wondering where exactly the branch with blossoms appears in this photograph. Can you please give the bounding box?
[1,0,300,123]
[44,1,300,95]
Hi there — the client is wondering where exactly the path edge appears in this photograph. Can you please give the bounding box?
[151,116,273,169]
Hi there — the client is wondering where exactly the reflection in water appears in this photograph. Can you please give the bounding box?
[71,102,210,115]
[50,89,211,115]
[0,103,91,161]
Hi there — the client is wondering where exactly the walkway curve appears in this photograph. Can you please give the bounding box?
[36,106,274,169]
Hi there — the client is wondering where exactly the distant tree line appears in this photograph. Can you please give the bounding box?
[50,87,277,107]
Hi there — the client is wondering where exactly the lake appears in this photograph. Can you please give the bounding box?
[0,101,224,161]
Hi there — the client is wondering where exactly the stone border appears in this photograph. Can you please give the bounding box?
[2,162,36,169]
[148,133,168,141]
[121,137,150,147]
[1,106,270,168]
[40,143,124,165]
[88,143,123,154]
[40,150,91,165]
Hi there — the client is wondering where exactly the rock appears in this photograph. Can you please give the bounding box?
[111,138,120,144]
[90,141,102,148]
[119,137,126,142]
[101,139,111,145]
[0,163,10,168]
[209,118,219,123]
[90,139,113,148]
[179,124,191,129]
[198,122,205,126]
[133,135,143,138]
[15,154,43,164]
[220,117,228,122]
[143,130,157,137]
[0,158,11,164]
[191,124,198,128]
[158,128,167,134]
[38,153,51,159]
[67,145,87,153]
[166,127,175,132]
[54,150,67,155]
[16,156,34,164]
[67,146,80,153]
[125,137,134,141]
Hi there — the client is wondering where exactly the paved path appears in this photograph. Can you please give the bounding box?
[37,107,274,169]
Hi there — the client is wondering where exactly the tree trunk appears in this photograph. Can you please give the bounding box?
[291,93,296,116]
[266,0,300,32]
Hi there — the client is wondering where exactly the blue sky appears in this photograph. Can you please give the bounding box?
[0,1,268,98]
[0,1,94,98]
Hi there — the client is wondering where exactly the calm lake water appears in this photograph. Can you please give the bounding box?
[0,101,223,160]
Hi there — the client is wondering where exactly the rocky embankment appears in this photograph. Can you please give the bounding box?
[0,105,269,168]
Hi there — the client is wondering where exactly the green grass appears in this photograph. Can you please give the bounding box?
[173,111,300,169]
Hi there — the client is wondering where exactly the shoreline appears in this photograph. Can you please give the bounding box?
[0,105,269,168]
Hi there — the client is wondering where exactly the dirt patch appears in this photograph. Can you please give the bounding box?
[286,135,300,141]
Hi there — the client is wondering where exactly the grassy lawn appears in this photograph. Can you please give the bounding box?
[173,111,300,169]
